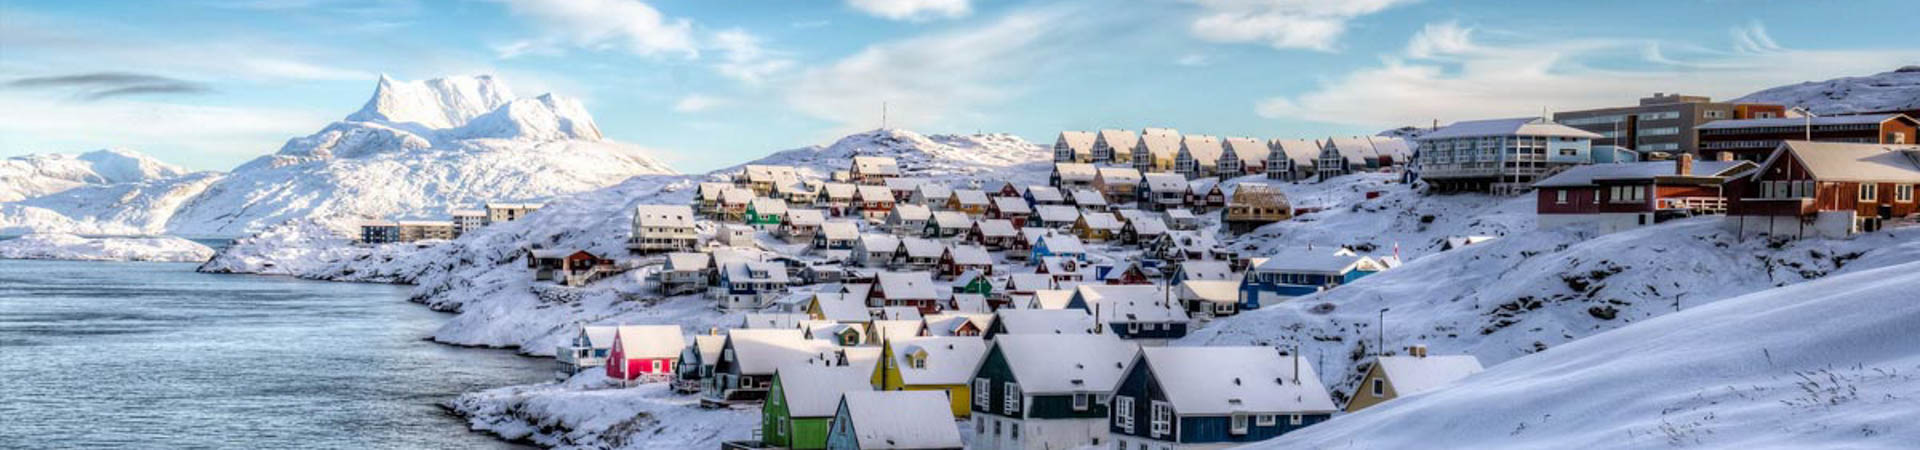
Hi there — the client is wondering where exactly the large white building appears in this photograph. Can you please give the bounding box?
[629,204,698,253]
[1413,117,1602,194]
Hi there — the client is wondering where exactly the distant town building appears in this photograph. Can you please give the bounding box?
[1553,93,1786,156]
[1695,113,1918,162]
[396,220,455,241]
[484,202,542,224]
[1726,141,1920,238]
[1533,156,1756,234]
[1413,117,1602,195]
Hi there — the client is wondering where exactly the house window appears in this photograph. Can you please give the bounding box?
[1861,183,1879,202]
[1150,401,1172,437]
[1073,393,1090,411]
[1004,382,1022,414]
[723,349,734,362]
[1256,415,1277,426]
[1290,414,1304,425]
[1229,413,1248,435]
[976,417,985,434]
[1898,184,1915,203]
[651,360,664,373]
[975,378,991,408]
[1799,180,1817,198]
[994,420,1002,436]
[1372,378,1385,397]
[1555,190,1567,204]
[1011,423,1020,441]
[1115,396,1135,432]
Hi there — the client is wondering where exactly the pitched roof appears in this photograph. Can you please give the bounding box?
[1071,190,1108,208]
[1368,136,1413,160]
[1166,209,1197,220]
[742,313,810,329]
[993,309,1094,335]
[1252,250,1377,275]
[991,334,1137,394]
[785,209,825,226]
[691,334,726,363]
[1143,173,1188,193]
[898,238,946,258]
[743,165,801,182]
[1024,185,1064,202]
[1269,138,1321,164]
[1034,205,1081,222]
[855,185,894,202]
[1374,355,1485,397]
[1074,285,1188,324]
[1097,167,1143,184]
[950,294,990,314]
[914,184,952,202]
[1177,261,1234,280]
[930,211,973,229]
[819,221,860,240]
[889,336,988,385]
[1140,128,1183,159]
[973,219,1017,237]
[633,204,695,228]
[726,329,831,374]
[951,189,990,205]
[776,365,874,418]
[868,319,924,342]
[890,204,931,222]
[1137,346,1338,415]
[1533,160,1757,187]
[992,196,1032,214]
[946,245,993,266]
[1325,136,1377,164]
[1693,113,1909,130]
[1179,280,1241,305]
[1038,234,1086,254]
[1078,211,1123,230]
[923,312,992,334]
[859,234,901,253]
[1054,163,1098,181]
[664,252,710,271]
[837,391,964,449]
[1008,273,1055,292]
[578,325,618,348]
[1759,141,1920,183]
[1031,289,1075,310]
[823,183,858,199]
[1058,131,1097,156]
[1127,216,1169,236]
[1223,137,1267,164]
[877,272,937,300]
[1097,129,1138,150]
[812,293,871,322]
[853,156,902,176]
[1180,135,1224,166]
[1419,117,1603,140]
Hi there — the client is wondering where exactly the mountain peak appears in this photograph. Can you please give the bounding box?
[346,75,516,130]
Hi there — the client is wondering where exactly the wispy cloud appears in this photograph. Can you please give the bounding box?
[1184,0,1417,52]
[0,93,331,167]
[493,0,698,59]
[6,72,213,101]
[846,0,971,22]
[710,29,795,85]
[1256,21,1920,128]
[673,94,728,113]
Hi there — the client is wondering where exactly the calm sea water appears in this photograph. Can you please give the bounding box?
[0,259,548,449]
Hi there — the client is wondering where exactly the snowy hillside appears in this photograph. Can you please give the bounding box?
[0,75,674,236]
[1227,173,1534,260]
[1188,217,1920,406]
[0,233,214,262]
[1249,259,1920,449]
[0,149,192,202]
[737,128,1051,187]
[1732,66,1920,115]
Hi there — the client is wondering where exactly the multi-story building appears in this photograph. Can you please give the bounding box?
[969,334,1137,450]
[1132,128,1183,173]
[359,220,399,244]
[450,209,486,237]
[1053,131,1096,163]
[1172,135,1222,180]
[1108,347,1336,450]
[629,204,699,253]
[1414,117,1602,194]
[1265,138,1320,181]
[484,202,542,224]
[396,220,456,241]
[1093,129,1138,164]
[1553,93,1786,157]
[1696,113,1918,162]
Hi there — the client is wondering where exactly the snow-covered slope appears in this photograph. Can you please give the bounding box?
[1249,259,1920,449]
[0,149,192,202]
[0,75,674,236]
[1228,173,1534,261]
[1189,217,1920,407]
[1731,66,1920,116]
[738,128,1051,187]
[0,233,214,262]
[3,172,225,236]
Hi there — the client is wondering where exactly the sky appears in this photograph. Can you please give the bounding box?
[2,0,1917,172]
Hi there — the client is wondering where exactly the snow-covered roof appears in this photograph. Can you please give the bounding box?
[1039,234,1086,254]
[777,365,874,418]
[883,178,927,192]
[1369,136,1413,160]
[726,329,817,374]
[785,209,825,226]
[819,221,859,240]
[1127,216,1169,236]
[1534,160,1756,187]
[692,334,726,364]
[1008,273,1055,292]
[1445,236,1498,249]
[1137,346,1338,415]
[923,312,991,334]
[836,391,964,449]
[1140,128,1183,159]
[1180,135,1224,166]
[1079,211,1123,230]
[1252,251,1377,275]
[868,319,924,342]
[858,234,900,253]
[1374,355,1485,397]
[974,219,1017,237]
[1024,185,1064,202]
[1142,173,1188,193]
[872,307,922,321]
[743,314,810,329]
[1097,167,1142,184]
[630,204,696,229]
[1097,129,1138,149]
[743,165,801,183]
[946,245,992,266]
[614,325,685,359]
[853,156,902,176]
[1031,289,1075,310]
[812,293,871,322]
[578,325,618,348]
[1269,138,1321,164]
[898,237,945,258]
[1166,209,1197,220]
[992,196,1032,214]
[1229,183,1289,209]
[1693,113,1908,130]
[1325,137,1377,164]
[1419,117,1604,140]
[1054,163,1098,181]
[725,261,790,284]
[914,184,951,202]
[1178,261,1235,281]
[930,211,972,229]
[1034,205,1080,222]
[823,183,857,199]
[877,271,937,300]
[1760,141,1920,183]
[721,188,756,204]
[1075,285,1188,324]
[1179,280,1241,305]
[993,309,1094,335]
[1071,190,1108,207]
[396,220,453,227]
[890,204,931,222]
[890,336,988,386]
[951,189,990,206]
[665,252,709,271]
[991,334,1138,395]
[1223,137,1267,164]
[855,185,894,202]
[1057,131,1096,157]
[950,293,990,314]
[698,182,733,200]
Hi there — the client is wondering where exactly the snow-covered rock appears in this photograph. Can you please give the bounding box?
[0,233,214,262]
[1248,258,1920,449]
[737,128,1051,188]
[0,148,193,202]
[447,377,755,449]
[1731,66,1920,116]
[1,74,674,236]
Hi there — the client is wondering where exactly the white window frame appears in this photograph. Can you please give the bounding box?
[1004,382,1022,414]
[974,378,991,408]
[1897,184,1915,203]
[1861,183,1879,202]
[1255,414,1276,426]
[1115,396,1135,433]
[1150,401,1173,437]
[1555,190,1567,204]
[1289,414,1303,426]
[1229,413,1248,435]
[1372,378,1385,397]
[1073,393,1090,411]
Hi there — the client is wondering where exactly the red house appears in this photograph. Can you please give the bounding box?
[1727,141,1920,238]
[605,325,687,382]
[1533,155,1756,234]
[871,272,941,315]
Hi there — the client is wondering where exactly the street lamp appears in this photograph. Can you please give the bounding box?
[1377,307,1390,358]
[1788,106,1818,141]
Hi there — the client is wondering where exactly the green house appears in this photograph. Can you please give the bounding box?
[953,270,994,296]
[746,197,788,227]
[764,365,873,449]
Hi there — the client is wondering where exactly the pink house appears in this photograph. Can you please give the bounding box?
[606,325,687,381]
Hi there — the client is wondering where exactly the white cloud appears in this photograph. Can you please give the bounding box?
[494,0,697,58]
[1256,21,1920,129]
[237,58,372,81]
[710,29,795,85]
[1176,53,1212,67]
[1185,0,1417,51]
[0,93,330,168]
[672,94,727,113]
[846,0,971,22]
[784,8,1070,133]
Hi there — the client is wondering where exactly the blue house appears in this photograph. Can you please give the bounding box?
[1029,234,1087,262]
[1238,251,1384,310]
[1108,346,1337,449]
[1065,285,1190,343]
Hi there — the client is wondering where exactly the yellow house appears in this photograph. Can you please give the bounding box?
[1345,347,1485,412]
[871,336,988,418]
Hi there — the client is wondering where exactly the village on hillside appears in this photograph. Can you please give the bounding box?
[355,93,1920,450]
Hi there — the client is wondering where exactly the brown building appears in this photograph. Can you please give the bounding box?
[1696,113,1918,162]
[1726,141,1920,239]
[1553,93,1786,157]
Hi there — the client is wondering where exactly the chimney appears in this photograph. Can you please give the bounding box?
[1676,153,1694,176]
[1407,345,1428,358]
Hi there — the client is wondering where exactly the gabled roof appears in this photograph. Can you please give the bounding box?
[823,183,858,199]
[1143,173,1188,193]
[1166,209,1197,220]
[923,313,992,335]
[1252,250,1378,275]
[950,189,990,206]
[742,313,810,329]
[1031,289,1075,310]
[1024,185,1065,203]
[1324,137,1378,164]
[1756,141,1920,183]
[578,325,618,348]
[889,336,988,386]
[973,219,1017,237]
[1097,167,1143,184]
[1374,355,1485,397]
[1097,129,1138,150]
[785,209,825,226]
[633,204,695,228]
[1057,131,1097,156]
[898,238,946,258]
[1054,163,1098,181]
[819,221,860,240]
[742,165,802,183]
[930,211,973,229]
[1136,346,1338,415]
[1078,211,1123,230]
[950,293,990,314]
[991,334,1137,395]
[1140,128,1183,159]
[1368,136,1413,160]
[877,271,937,300]
[721,187,757,204]
[993,309,1095,335]
[665,252,710,271]
[1071,190,1108,207]
[1127,216,1169,236]
[858,234,901,253]
[1693,113,1909,130]
[725,329,824,374]
[914,184,952,202]
[1007,273,1055,292]
[1419,117,1604,140]
[1074,285,1188,324]
[1533,160,1757,188]
[698,182,733,200]
[1177,261,1235,280]
[836,391,964,449]
[1034,205,1081,222]
[812,293,871,322]
[1038,234,1086,254]
[1269,138,1321,164]
[856,185,895,202]
[776,365,874,418]
[890,204,931,222]
[946,245,993,266]
[725,261,791,283]
[749,197,788,215]
[992,196,1033,214]
[1180,135,1224,166]
[868,319,924,342]
[853,156,902,176]
[691,334,726,363]
[1179,280,1241,305]
[1223,137,1267,164]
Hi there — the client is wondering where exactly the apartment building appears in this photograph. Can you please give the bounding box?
[1553,93,1785,157]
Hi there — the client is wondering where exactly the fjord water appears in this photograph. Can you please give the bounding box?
[0,259,547,449]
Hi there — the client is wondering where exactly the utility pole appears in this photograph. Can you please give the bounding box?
[881,101,889,130]
[1377,307,1390,357]
[1789,106,1816,141]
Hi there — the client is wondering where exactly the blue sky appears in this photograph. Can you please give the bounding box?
[2,0,1916,172]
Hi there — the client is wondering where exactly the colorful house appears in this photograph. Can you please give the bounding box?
[746,197,789,227]
[1030,234,1087,262]
[1238,250,1384,309]
[555,325,616,380]
[939,245,994,279]
[970,334,1138,450]
[824,391,964,450]
[764,365,875,449]
[1109,347,1337,449]
[606,325,686,382]
[1345,346,1484,413]
[981,309,1096,340]
[872,272,940,316]
[674,333,726,393]
[871,336,989,418]
[1066,285,1190,344]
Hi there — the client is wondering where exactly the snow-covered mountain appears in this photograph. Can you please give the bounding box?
[1732,66,1920,115]
[0,75,675,236]
[1250,258,1920,449]
[734,128,1050,187]
[0,148,192,202]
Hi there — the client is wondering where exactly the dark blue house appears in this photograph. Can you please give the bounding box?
[1108,346,1337,449]
[1065,285,1191,343]
[1239,251,1384,310]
